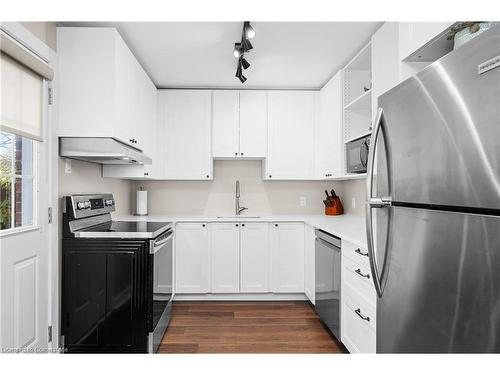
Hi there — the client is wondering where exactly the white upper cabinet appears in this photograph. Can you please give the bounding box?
[398,22,455,61]
[239,91,267,158]
[212,90,267,159]
[240,222,270,293]
[158,90,213,180]
[210,223,240,293]
[57,27,152,152]
[317,72,343,179]
[371,22,401,118]
[270,222,305,293]
[212,91,240,158]
[175,223,210,294]
[266,91,316,180]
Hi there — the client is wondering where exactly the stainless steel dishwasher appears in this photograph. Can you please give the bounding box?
[315,229,341,340]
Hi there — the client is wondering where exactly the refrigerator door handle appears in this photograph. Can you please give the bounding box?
[366,108,391,298]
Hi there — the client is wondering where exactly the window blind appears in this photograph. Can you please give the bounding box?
[0,52,44,141]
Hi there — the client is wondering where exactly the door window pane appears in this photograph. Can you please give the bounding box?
[14,177,33,227]
[0,176,12,230]
[0,130,35,231]
[0,132,13,175]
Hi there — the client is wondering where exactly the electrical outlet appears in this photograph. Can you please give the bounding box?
[299,196,307,207]
[64,158,72,174]
[352,197,356,209]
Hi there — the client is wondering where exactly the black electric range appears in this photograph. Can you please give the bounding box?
[61,194,173,353]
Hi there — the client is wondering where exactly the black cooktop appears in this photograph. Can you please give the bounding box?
[80,221,169,233]
[75,221,172,238]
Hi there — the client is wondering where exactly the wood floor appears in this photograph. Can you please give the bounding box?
[158,301,348,354]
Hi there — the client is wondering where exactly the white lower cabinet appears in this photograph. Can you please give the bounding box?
[341,239,376,353]
[270,223,305,293]
[210,223,240,293]
[240,222,270,293]
[175,223,209,293]
[304,224,315,303]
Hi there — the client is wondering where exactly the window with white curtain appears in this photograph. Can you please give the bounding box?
[0,52,43,231]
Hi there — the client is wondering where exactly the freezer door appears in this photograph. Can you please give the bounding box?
[374,206,500,353]
[377,27,500,210]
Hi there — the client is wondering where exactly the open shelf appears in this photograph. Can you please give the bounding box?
[344,42,371,71]
[344,131,372,144]
[344,89,371,110]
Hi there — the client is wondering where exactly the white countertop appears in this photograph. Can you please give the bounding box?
[113,213,367,248]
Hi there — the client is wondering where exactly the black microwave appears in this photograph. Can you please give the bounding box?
[346,135,370,173]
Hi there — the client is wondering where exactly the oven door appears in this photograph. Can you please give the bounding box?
[346,136,370,173]
[148,228,174,353]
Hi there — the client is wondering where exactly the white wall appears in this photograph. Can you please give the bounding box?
[134,160,348,215]
[341,179,366,216]
[131,161,364,215]
[58,159,134,215]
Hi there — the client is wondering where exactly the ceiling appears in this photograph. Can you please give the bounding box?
[60,22,382,89]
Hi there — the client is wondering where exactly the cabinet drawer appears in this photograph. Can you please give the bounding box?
[342,282,376,353]
[342,240,370,269]
[343,255,375,301]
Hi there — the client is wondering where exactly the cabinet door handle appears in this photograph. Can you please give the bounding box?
[355,248,369,257]
[206,175,210,178]
[355,268,370,279]
[202,224,206,227]
[235,152,238,156]
[274,224,278,227]
[241,152,244,156]
[235,224,239,227]
[269,175,272,178]
[355,308,370,322]
[241,223,245,227]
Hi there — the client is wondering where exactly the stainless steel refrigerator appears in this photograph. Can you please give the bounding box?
[366,27,500,353]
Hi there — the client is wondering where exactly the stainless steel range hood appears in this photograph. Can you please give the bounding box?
[59,137,152,165]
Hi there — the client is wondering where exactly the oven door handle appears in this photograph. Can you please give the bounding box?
[150,231,173,254]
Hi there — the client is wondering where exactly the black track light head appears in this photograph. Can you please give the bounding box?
[244,21,255,39]
[238,74,247,84]
[241,37,253,52]
[233,43,242,58]
[235,62,242,78]
[240,57,250,70]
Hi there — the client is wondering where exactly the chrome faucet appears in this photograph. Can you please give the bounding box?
[235,180,248,215]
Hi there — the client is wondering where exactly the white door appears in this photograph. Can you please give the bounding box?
[317,72,343,179]
[159,90,212,180]
[240,222,270,293]
[270,222,305,293]
[212,90,239,158]
[0,92,51,351]
[210,223,240,293]
[304,225,315,304]
[267,91,316,179]
[239,91,267,158]
[175,223,209,293]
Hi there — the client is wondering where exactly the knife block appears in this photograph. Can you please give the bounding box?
[325,197,344,215]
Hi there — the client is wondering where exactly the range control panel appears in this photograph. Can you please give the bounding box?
[65,194,115,219]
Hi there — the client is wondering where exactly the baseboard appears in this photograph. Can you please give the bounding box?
[173,293,308,301]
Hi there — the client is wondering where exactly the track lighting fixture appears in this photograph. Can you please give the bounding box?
[244,22,255,39]
[233,43,242,58]
[240,57,250,70]
[232,21,255,83]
